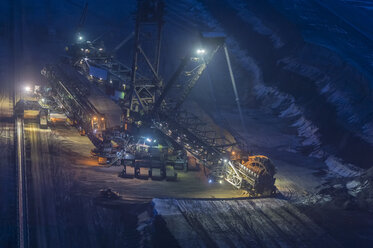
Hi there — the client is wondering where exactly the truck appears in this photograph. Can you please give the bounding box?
[39,109,48,129]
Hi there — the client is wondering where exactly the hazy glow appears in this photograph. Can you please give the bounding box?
[196,49,206,55]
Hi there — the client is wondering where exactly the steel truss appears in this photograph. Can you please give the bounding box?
[129,0,164,113]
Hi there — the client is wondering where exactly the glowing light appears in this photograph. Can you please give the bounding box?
[232,151,235,155]
[93,116,97,120]
[146,138,152,142]
[219,180,223,184]
[223,159,227,163]
[24,86,31,92]
[208,179,212,183]
[41,98,45,103]
[101,117,104,121]
[196,49,206,55]
[78,36,83,41]
[99,48,103,51]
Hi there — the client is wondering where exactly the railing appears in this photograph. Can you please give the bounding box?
[16,117,29,248]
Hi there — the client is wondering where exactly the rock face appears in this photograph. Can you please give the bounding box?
[356,168,373,211]
[185,0,373,169]
[317,167,373,212]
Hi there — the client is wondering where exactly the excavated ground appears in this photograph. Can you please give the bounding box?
[6,0,373,247]
[24,121,253,247]
[31,113,373,248]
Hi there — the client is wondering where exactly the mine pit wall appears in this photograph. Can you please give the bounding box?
[189,0,373,169]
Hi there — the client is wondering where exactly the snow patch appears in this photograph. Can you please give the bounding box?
[346,179,369,197]
[278,57,373,145]
[346,180,360,190]
[292,117,320,147]
[254,84,322,156]
[279,103,301,118]
[298,193,332,205]
[325,156,362,177]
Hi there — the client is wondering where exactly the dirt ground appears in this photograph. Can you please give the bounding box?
[152,198,341,248]
[23,110,373,248]
[24,122,253,247]
[25,100,372,248]
[51,125,248,201]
